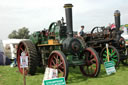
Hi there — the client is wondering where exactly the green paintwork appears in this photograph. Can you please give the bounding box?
[29,22,67,45]
[28,20,85,66]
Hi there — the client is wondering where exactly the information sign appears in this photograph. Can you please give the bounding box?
[104,61,116,75]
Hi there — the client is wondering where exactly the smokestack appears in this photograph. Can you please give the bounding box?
[114,10,121,31]
[64,4,73,37]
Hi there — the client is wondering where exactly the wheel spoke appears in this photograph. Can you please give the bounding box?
[56,55,59,64]
[53,55,56,59]
[111,51,116,56]
[58,69,64,76]
[24,49,28,56]
[20,47,24,52]
[90,65,95,73]
[103,54,107,57]
[58,62,63,67]
[56,55,59,60]
[112,58,117,62]
[59,66,64,69]
[51,60,56,66]
[90,58,96,64]
[90,66,93,72]
[53,56,57,64]
[51,66,55,68]
[103,58,107,62]
[113,55,117,58]
[87,66,89,74]
[89,54,95,61]
[54,55,59,65]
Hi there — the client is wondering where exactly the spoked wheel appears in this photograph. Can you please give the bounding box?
[48,50,68,80]
[17,40,38,75]
[121,46,128,66]
[79,47,101,77]
[100,45,120,67]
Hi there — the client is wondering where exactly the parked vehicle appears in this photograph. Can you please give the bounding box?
[17,4,101,80]
[82,10,128,66]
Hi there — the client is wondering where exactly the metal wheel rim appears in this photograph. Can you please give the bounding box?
[80,48,98,76]
[102,46,118,66]
[48,52,66,78]
[17,42,29,75]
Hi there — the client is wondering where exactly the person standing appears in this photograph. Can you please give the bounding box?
[13,44,18,66]
[79,25,85,36]
[10,44,18,67]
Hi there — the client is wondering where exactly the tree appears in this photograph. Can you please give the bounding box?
[8,30,18,39]
[17,27,30,39]
[8,27,30,39]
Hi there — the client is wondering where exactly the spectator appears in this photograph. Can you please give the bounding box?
[14,45,18,66]
[79,25,85,36]
[10,44,18,67]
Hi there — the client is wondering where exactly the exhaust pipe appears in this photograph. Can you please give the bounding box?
[64,4,73,37]
[114,10,121,32]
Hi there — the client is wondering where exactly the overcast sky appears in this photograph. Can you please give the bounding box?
[0,0,128,40]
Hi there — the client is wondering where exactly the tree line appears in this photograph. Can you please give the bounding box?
[8,27,30,39]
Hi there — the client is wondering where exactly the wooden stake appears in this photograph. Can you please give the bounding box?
[23,67,26,85]
[106,44,110,62]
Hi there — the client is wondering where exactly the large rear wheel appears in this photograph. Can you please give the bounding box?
[17,40,38,75]
[48,50,68,80]
[79,47,101,77]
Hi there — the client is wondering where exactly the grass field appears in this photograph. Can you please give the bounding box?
[0,64,128,85]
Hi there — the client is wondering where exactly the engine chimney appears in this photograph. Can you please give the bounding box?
[64,4,73,37]
[114,10,121,32]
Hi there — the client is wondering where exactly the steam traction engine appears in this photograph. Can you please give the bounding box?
[83,10,128,66]
[17,4,101,80]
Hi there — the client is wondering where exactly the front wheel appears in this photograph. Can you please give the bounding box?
[79,47,101,77]
[48,50,68,80]
[100,45,120,67]
[121,46,128,66]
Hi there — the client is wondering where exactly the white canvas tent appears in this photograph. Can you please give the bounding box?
[0,40,6,65]
[0,39,26,65]
[0,40,4,53]
[2,39,25,60]
[2,39,26,59]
